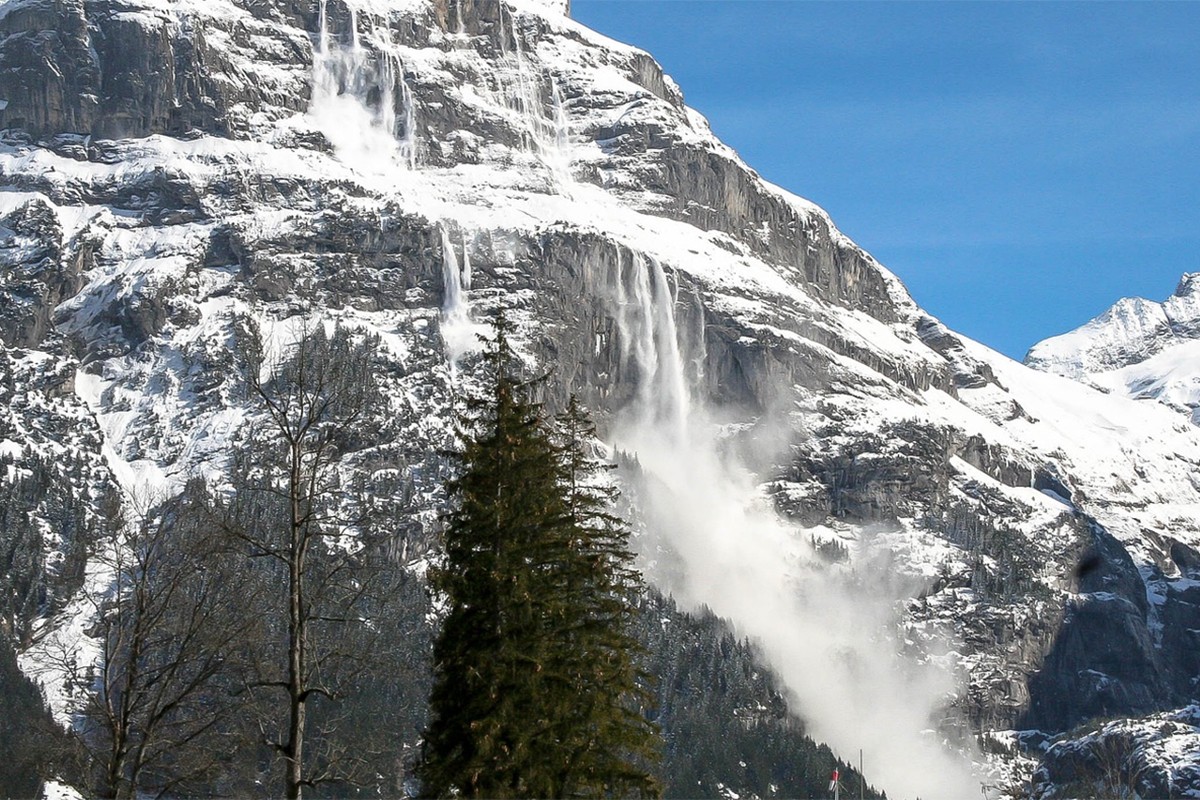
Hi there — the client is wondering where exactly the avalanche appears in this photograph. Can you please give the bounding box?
[2,0,1200,798]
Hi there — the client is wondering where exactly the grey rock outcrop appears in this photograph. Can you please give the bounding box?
[0,198,83,348]
[2,0,1200,796]
[1029,705,1200,800]
[1022,525,1174,732]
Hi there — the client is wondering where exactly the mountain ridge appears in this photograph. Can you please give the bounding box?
[1026,272,1200,424]
[2,1,1200,797]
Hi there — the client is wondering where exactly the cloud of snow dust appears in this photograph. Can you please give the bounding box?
[618,417,981,800]
[308,0,415,174]
[440,226,489,368]
[605,252,981,800]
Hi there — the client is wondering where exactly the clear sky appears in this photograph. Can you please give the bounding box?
[570,0,1200,361]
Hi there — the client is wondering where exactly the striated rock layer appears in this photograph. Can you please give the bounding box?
[2,0,1200,796]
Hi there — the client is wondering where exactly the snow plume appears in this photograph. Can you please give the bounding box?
[439,226,484,368]
[506,6,574,194]
[606,254,980,800]
[310,0,416,172]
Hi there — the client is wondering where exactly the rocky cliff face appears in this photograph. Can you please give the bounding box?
[3,0,1200,797]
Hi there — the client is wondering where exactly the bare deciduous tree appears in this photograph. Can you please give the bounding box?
[220,321,391,800]
[82,487,256,799]
[1088,729,1146,800]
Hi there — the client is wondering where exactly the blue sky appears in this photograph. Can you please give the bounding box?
[570,1,1200,360]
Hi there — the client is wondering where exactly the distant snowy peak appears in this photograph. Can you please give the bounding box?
[1026,272,1200,422]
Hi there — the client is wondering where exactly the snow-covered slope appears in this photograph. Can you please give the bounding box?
[2,0,1200,797]
[1027,273,1200,423]
[1029,704,1200,799]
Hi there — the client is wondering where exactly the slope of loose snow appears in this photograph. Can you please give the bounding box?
[1080,337,1200,425]
[965,341,1200,557]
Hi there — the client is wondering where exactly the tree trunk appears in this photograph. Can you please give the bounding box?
[286,448,307,800]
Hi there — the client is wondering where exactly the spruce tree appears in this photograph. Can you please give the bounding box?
[546,395,661,798]
[420,315,567,798]
[420,316,660,798]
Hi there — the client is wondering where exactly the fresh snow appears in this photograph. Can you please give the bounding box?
[4,1,1200,798]
[40,781,85,800]
[1028,273,1200,423]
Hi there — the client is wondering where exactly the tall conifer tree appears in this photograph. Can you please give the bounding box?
[546,396,661,798]
[419,315,660,798]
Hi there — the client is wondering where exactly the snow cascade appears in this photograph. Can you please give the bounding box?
[310,0,417,171]
[608,253,982,800]
[440,227,478,366]
[507,7,573,193]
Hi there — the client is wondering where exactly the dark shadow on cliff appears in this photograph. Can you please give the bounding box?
[1019,521,1200,734]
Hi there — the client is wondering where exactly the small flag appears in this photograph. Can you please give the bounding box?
[828,769,839,791]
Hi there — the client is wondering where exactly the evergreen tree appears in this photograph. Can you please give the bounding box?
[546,396,661,797]
[420,316,660,798]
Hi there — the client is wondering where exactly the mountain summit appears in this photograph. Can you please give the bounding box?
[1027,273,1200,424]
[2,1,1200,797]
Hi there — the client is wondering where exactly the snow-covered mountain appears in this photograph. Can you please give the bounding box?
[1027,273,1200,425]
[2,0,1200,797]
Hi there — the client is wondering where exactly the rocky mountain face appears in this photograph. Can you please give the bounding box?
[1027,273,1200,425]
[2,0,1200,797]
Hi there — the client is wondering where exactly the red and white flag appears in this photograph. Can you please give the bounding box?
[828,769,839,791]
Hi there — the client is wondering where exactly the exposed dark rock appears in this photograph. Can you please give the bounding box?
[0,199,82,348]
[0,0,312,139]
[1022,524,1172,732]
